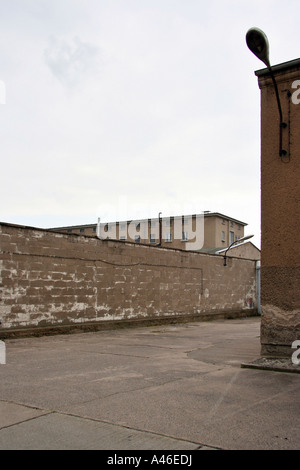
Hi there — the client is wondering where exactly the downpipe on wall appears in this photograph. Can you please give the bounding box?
[256,260,261,315]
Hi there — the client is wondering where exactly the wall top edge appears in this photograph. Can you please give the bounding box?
[255,58,300,78]
[0,221,256,262]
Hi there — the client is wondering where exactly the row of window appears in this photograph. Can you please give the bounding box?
[67,227,96,233]
[67,227,239,245]
[121,232,189,243]
[66,226,189,242]
[67,220,242,235]
[222,219,242,230]
[67,227,240,246]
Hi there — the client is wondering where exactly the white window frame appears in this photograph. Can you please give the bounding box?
[182,231,188,241]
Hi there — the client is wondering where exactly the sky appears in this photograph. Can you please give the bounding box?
[0,0,299,249]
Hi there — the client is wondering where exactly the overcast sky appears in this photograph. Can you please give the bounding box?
[1,0,299,248]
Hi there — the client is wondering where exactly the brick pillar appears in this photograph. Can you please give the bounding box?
[255,59,300,356]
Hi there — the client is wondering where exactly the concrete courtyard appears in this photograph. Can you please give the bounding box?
[0,316,299,450]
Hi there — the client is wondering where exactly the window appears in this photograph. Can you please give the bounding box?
[221,231,225,242]
[182,232,188,241]
[150,234,156,243]
[134,235,141,243]
[222,219,225,225]
[230,221,234,228]
[119,223,127,240]
[80,228,85,233]
[165,233,172,242]
[230,231,234,244]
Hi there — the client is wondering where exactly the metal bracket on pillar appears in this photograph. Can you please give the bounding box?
[246,27,290,162]
[268,67,289,160]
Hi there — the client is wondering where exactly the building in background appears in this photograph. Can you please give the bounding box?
[49,211,248,253]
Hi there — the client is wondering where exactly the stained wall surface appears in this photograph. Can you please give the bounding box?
[0,222,257,334]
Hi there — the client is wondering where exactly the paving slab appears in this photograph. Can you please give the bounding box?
[0,409,208,450]
[0,401,49,428]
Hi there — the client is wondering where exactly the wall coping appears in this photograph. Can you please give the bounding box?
[255,58,300,77]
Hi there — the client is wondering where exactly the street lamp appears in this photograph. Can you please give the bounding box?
[246,27,288,159]
[223,234,254,266]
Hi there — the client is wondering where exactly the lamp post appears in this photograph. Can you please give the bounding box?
[223,234,254,266]
[246,27,288,159]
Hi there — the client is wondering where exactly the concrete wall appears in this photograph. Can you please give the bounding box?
[256,59,300,356]
[0,222,257,336]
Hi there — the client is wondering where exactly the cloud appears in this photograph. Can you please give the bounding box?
[44,35,101,88]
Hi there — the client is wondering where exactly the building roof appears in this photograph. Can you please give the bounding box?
[201,212,247,226]
[255,58,300,77]
[48,212,247,231]
[48,223,97,230]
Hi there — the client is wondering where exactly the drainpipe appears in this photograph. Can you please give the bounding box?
[157,212,162,246]
[256,260,261,315]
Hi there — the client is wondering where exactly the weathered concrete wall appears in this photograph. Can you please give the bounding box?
[219,242,261,261]
[256,59,300,356]
[0,222,257,336]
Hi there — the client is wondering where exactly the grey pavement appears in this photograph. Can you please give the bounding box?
[0,316,299,450]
